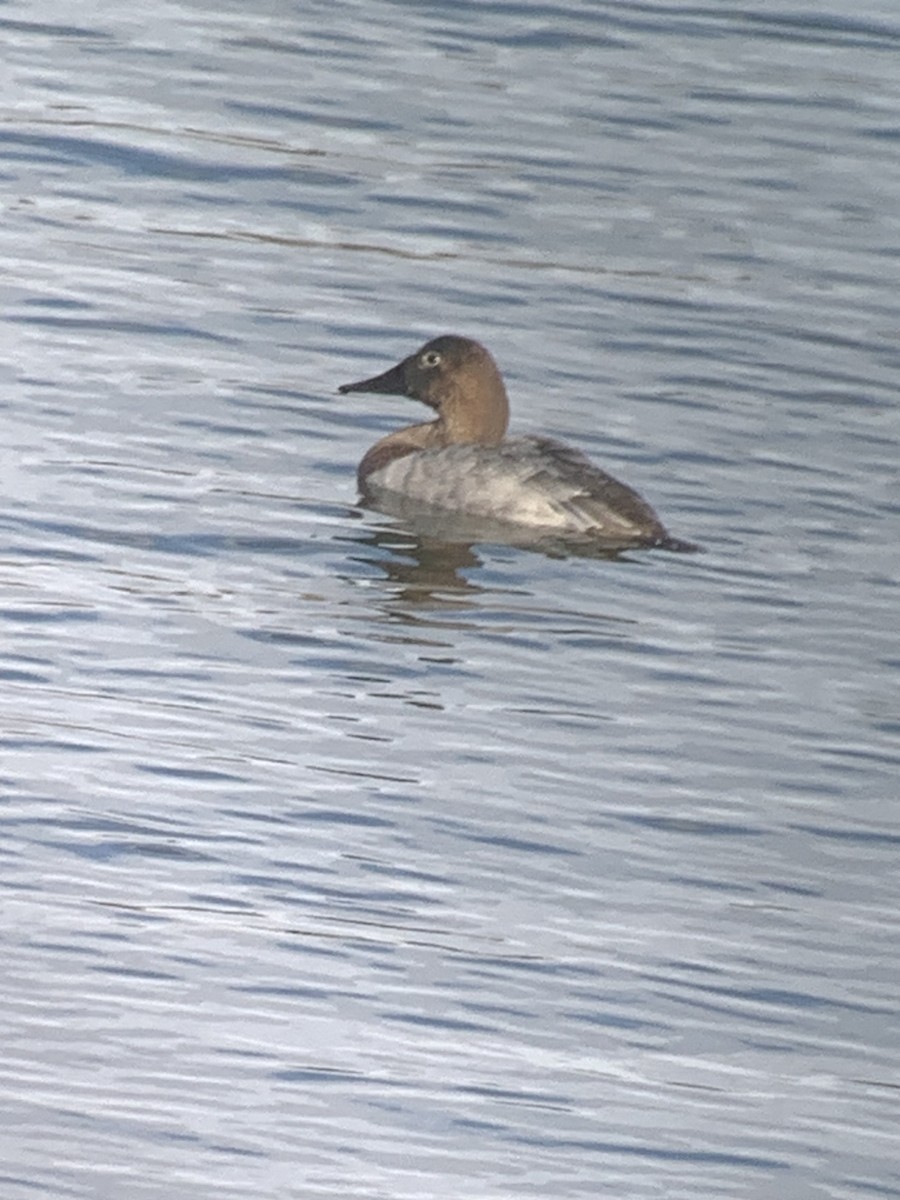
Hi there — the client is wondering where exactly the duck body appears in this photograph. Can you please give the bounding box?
[360,434,669,542]
[339,335,696,551]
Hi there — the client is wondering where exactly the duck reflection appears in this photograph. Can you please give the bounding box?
[343,507,632,611]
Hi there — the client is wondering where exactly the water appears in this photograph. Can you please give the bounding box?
[2,2,899,1197]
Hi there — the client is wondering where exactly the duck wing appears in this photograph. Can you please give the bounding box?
[499,436,669,542]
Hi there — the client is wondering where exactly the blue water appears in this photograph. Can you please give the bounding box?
[2,2,899,1198]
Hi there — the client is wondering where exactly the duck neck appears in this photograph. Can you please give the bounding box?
[437,371,509,445]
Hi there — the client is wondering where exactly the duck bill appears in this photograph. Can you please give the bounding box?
[337,360,408,396]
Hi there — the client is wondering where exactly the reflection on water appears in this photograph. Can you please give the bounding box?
[348,523,491,606]
[343,502,698,610]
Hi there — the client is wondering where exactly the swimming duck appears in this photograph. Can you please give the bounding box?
[339,335,697,551]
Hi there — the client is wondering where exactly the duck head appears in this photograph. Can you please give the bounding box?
[339,335,510,444]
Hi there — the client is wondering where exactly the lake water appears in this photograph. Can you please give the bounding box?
[2,2,899,1198]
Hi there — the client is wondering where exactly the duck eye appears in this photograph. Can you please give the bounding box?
[421,351,442,368]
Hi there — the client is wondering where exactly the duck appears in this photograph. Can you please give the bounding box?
[338,335,697,551]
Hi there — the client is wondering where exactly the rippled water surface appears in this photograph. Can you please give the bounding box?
[2,2,899,1197]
